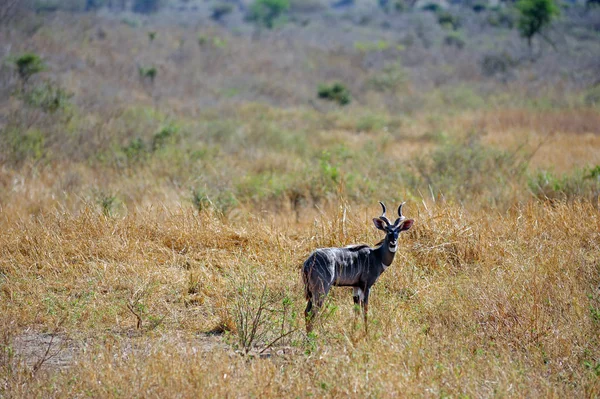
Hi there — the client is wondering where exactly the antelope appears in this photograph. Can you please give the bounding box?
[302,202,414,334]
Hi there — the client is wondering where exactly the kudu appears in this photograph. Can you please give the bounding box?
[302,202,414,334]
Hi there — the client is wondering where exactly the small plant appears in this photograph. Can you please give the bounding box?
[192,188,212,212]
[472,1,487,12]
[437,10,461,30]
[11,53,46,85]
[487,7,516,28]
[138,66,157,84]
[122,137,147,163]
[230,281,299,356]
[317,82,351,106]
[148,31,157,42]
[94,190,118,217]
[211,2,234,21]
[2,128,45,164]
[133,0,162,14]
[368,62,406,92]
[443,31,466,49]
[421,2,441,12]
[20,81,73,113]
[151,125,178,151]
[247,0,290,29]
[516,0,559,48]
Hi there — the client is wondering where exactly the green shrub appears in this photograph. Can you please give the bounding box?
[368,63,407,92]
[2,128,46,163]
[122,137,147,163]
[437,10,462,30]
[487,7,516,28]
[247,0,290,29]
[443,31,465,48]
[133,0,163,14]
[151,125,179,151]
[20,81,73,113]
[148,31,157,42]
[528,166,600,202]
[472,1,487,12]
[317,82,351,106]
[138,66,157,84]
[211,2,234,20]
[411,135,527,203]
[421,3,441,12]
[584,85,600,106]
[11,53,46,85]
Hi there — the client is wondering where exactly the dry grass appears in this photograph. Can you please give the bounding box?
[1,198,599,397]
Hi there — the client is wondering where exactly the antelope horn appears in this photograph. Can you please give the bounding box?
[397,202,406,219]
[378,201,392,226]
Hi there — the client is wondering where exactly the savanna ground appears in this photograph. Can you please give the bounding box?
[1,1,600,397]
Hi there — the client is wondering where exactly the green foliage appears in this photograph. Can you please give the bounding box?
[516,0,559,47]
[132,0,162,14]
[151,125,179,151]
[472,1,487,12]
[353,40,390,52]
[584,85,600,106]
[528,166,600,202]
[421,2,441,12]
[211,2,234,21]
[122,137,147,163]
[2,128,46,164]
[138,66,157,83]
[148,31,157,42]
[192,187,238,215]
[317,82,351,106]
[487,7,516,28]
[437,10,462,30]
[20,81,73,113]
[443,31,466,49]
[94,190,118,217]
[368,63,406,92]
[247,0,290,29]
[412,135,527,202]
[12,53,46,84]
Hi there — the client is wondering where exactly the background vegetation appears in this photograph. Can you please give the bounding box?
[0,0,599,396]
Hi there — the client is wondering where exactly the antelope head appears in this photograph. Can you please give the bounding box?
[373,201,414,253]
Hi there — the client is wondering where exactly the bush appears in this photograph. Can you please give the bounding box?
[487,7,516,28]
[20,81,73,113]
[437,10,462,30]
[211,2,234,21]
[317,82,351,106]
[247,0,290,28]
[472,1,487,12]
[411,135,527,203]
[368,63,407,92]
[584,85,600,106]
[528,166,600,202]
[443,31,466,49]
[138,66,157,84]
[1,128,46,164]
[132,0,162,14]
[11,53,46,85]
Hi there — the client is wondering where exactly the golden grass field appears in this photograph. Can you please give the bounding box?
[1,8,600,398]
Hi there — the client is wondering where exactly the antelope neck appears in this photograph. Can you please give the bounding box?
[377,236,396,268]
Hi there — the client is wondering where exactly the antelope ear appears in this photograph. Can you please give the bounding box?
[400,219,414,231]
[373,218,387,231]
